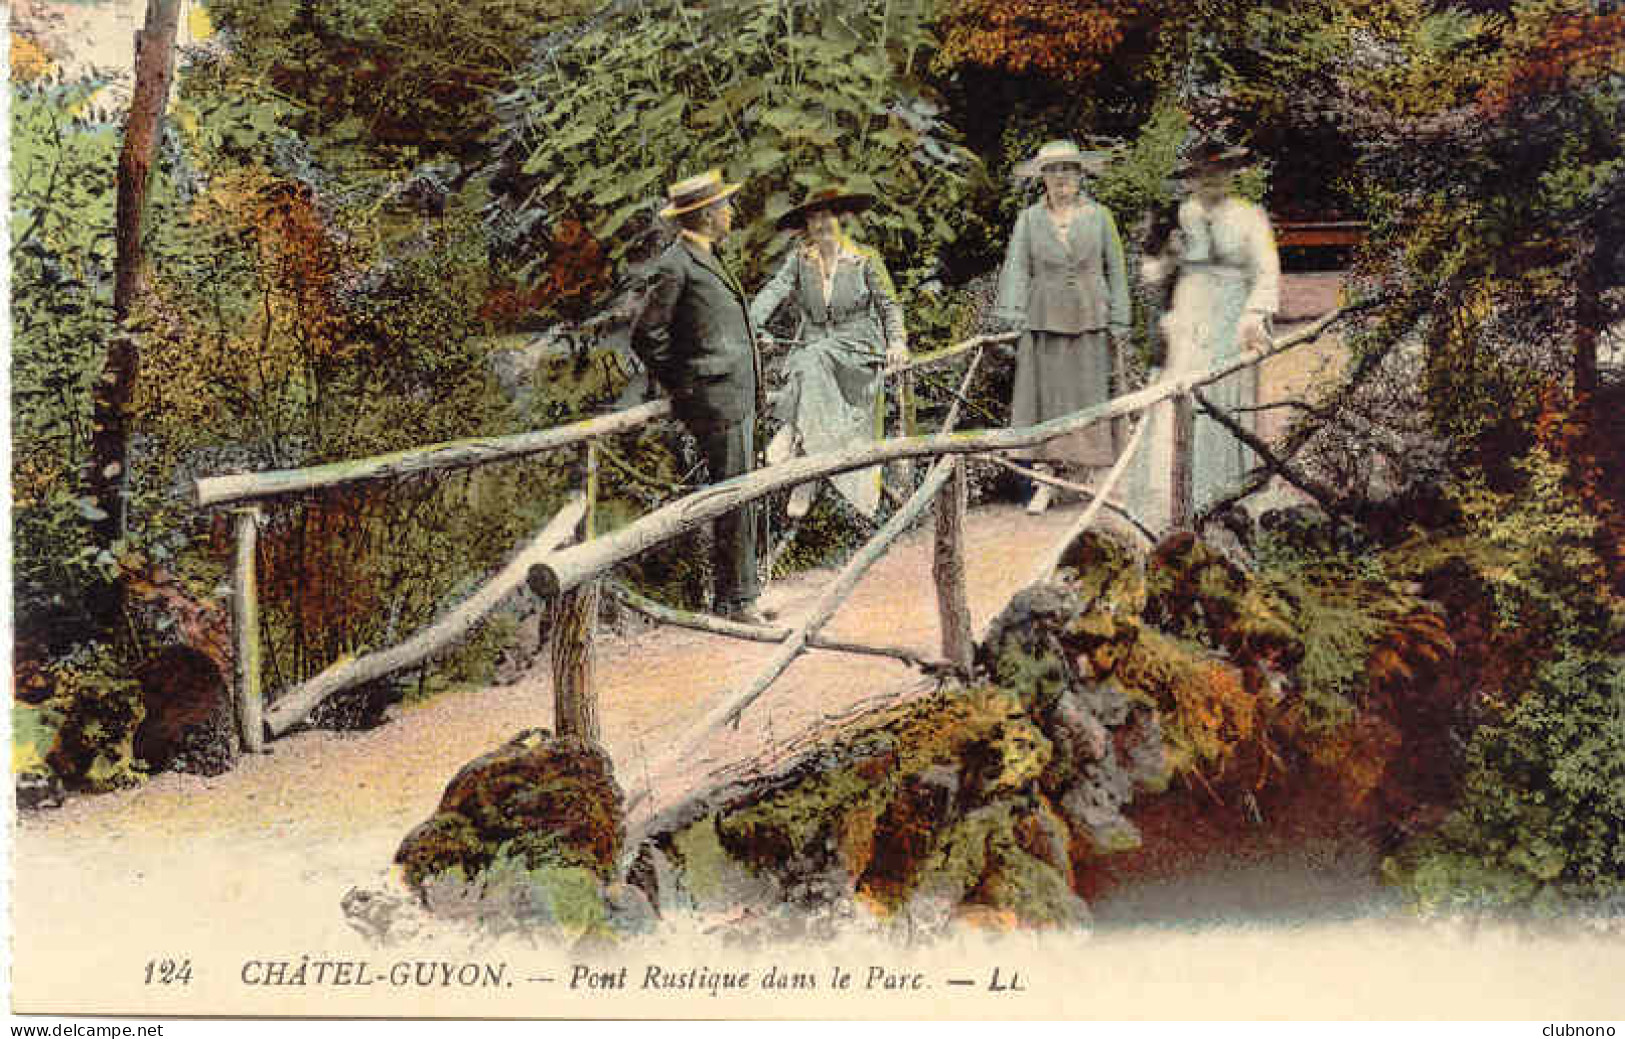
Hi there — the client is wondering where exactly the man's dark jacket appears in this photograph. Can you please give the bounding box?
[630,237,762,431]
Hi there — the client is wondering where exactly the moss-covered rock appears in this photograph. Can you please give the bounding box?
[132,645,236,776]
[395,728,625,904]
[1143,531,1302,667]
[396,813,486,893]
[433,728,623,877]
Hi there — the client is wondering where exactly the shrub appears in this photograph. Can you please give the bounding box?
[44,645,146,792]
[1387,652,1625,910]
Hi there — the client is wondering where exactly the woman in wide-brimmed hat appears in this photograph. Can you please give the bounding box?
[992,140,1131,514]
[1125,138,1281,534]
[749,186,908,519]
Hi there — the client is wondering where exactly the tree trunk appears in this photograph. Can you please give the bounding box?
[84,0,183,627]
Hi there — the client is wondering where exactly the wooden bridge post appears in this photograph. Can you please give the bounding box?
[892,370,917,488]
[933,457,973,671]
[1170,392,1194,529]
[231,506,265,753]
[551,441,602,743]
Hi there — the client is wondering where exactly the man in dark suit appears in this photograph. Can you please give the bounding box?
[631,169,768,622]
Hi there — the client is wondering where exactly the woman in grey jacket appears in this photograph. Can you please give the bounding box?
[751,187,908,518]
[994,141,1131,514]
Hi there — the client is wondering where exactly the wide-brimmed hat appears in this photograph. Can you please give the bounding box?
[1014,140,1109,179]
[660,168,743,220]
[774,187,877,232]
[1173,141,1253,179]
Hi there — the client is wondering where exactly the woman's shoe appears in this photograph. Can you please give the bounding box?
[765,427,796,465]
[1026,483,1054,515]
[787,481,817,519]
[1026,464,1054,515]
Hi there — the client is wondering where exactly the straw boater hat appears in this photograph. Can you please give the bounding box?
[1173,141,1253,179]
[774,186,877,232]
[1014,140,1110,179]
[659,168,743,220]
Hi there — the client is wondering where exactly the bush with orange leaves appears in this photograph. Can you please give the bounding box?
[479,217,611,329]
[934,0,1135,82]
[1478,6,1625,113]
[1116,520,1470,813]
[134,166,356,448]
[10,32,56,82]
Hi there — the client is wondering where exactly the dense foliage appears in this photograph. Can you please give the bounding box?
[201,0,596,152]
[11,78,131,646]
[490,0,974,294]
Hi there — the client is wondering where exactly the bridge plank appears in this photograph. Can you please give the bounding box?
[626,453,959,813]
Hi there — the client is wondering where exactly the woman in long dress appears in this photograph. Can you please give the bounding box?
[750,187,908,518]
[993,140,1132,514]
[1129,142,1281,534]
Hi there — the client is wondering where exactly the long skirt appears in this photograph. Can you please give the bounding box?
[1009,329,1116,469]
[1125,267,1258,534]
[772,335,884,517]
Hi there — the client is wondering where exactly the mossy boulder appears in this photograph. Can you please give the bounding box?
[44,649,145,793]
[395,729,625,901]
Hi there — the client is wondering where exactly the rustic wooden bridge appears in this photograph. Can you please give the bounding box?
[193,306,1357,818]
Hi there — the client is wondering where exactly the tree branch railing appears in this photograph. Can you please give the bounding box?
[194,400,674,508]
[196,330,1014,748]
[196,303,1362,790]
[523,303,1357,602]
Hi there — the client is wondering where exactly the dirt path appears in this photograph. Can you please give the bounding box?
[10,500,1087,995]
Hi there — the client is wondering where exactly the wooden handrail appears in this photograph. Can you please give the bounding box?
[885,330,1019,377]
[526,303,1362,599]
[194,400,672,507]
[191,331,1010,509]
[210,301,1366,750]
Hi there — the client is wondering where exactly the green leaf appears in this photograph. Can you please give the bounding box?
[531,172,566,200]
[552,122,597,151]
[592,179,629,207]
[869,127,909,151]
[763,191,792,220]
[655,95,688,121]
[758,107,803,133]
[744,146,787,174]
[595,200,646,239]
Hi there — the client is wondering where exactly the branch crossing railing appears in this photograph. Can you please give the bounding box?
[195,305,1362,814]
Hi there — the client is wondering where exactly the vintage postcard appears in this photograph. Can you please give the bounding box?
[7,0,1624,1024]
